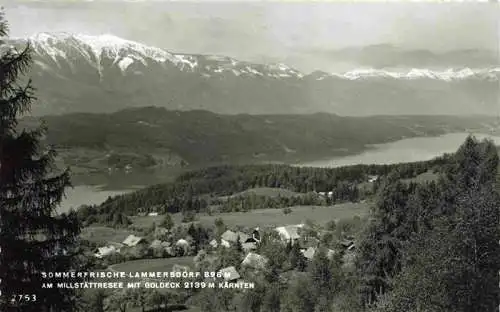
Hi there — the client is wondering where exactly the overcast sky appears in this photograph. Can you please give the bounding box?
[3,1,499,71]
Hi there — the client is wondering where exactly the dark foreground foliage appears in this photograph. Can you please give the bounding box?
[0,13,83,311]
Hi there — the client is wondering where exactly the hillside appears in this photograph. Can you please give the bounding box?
[74,153,455,226]
[225,187,302,199]
[9,33,500,116]
[20,107,499,176]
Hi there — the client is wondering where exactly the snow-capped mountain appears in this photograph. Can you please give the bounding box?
[20,32,304,79]
[21,32,500,81]
[8,33,500,116]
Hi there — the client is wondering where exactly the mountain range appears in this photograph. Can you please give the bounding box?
[9,32,500,116]
[19,107,500,177]
[309,44,499,69]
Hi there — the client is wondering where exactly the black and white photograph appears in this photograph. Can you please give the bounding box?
[0,1,499,311]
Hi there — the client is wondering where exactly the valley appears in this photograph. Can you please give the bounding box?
[20,107,500,191]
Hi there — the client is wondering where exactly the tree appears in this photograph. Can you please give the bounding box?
[218,245,241,269]
[324,220,337,232]
[84,289,107,312]
[181,210,196,223]
[376,137,500,312]
[308,249,338,303]
[261,283,282,312]
[147,289,169,310]
[215,217,226,237]
[197,287,236,312]
[160,213,174,230]
[235,235,243,253]
[132,287,149,312]
[289,241,307,271]
[0,12,82,311]
[282,275,315,312]
[104,289,133,312]
[354,179,417,306]
[239,286,263,312]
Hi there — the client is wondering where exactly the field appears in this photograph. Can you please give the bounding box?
[196,202,370,228]
[402,170,439,184]
[80,226,135,244]
[130,202,370,230]
[110,256,194,272]
[219,187,303,200]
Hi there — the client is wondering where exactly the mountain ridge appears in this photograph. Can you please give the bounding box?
[7,32,500,116]
[310,43,499,69]
[17,32,500,81]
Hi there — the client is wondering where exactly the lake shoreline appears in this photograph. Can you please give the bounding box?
[298,132,500,168]
[59,132,500,214]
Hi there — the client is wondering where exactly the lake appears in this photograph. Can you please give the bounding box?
[299,132,500,168]
[59,132,500,213]
[57,185,134,214]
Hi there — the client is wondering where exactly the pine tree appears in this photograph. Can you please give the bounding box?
[375,137,500,312]
[355,179,416,306]
[0,12,82,311]
[160,212,174,230]
[85,289,107,312]
[288,242,306,271]
[235,235,243,253]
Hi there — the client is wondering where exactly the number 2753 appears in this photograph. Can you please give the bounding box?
[11,294,37,303]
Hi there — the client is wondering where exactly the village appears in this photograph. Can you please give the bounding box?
[91,210,358,286]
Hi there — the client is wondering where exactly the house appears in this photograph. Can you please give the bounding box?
[148,212,159,217]
[342,252,356,270]
[301,247,336,261]
[122,235,144,247]
[165,247,174,256]
[240,228,261,244]
[95,245,119,258]
[154,227,169,238]
[218,266,240,282]
[172,264,190,272]
[299,237,319,250]
[242,242,257,252]
[108,241,125,249]
[175,238,190,248]
[220,230,250,246]
[242,252,268,270]
[237,232,251,244]
[175,238,190,255]
[340,240,355,250]
[161,241,171,248]
[368,175,379,183]
[275,224,305,244]
[209,239,218,248]
[251,228,261,243]
[149,239,163,249]
[327,249,336,260]
[221,230,239,244]
[301,247,316,260]
[317,191,333,198]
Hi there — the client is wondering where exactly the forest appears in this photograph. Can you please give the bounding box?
[76,153,454,227]
[183,136,500,312]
